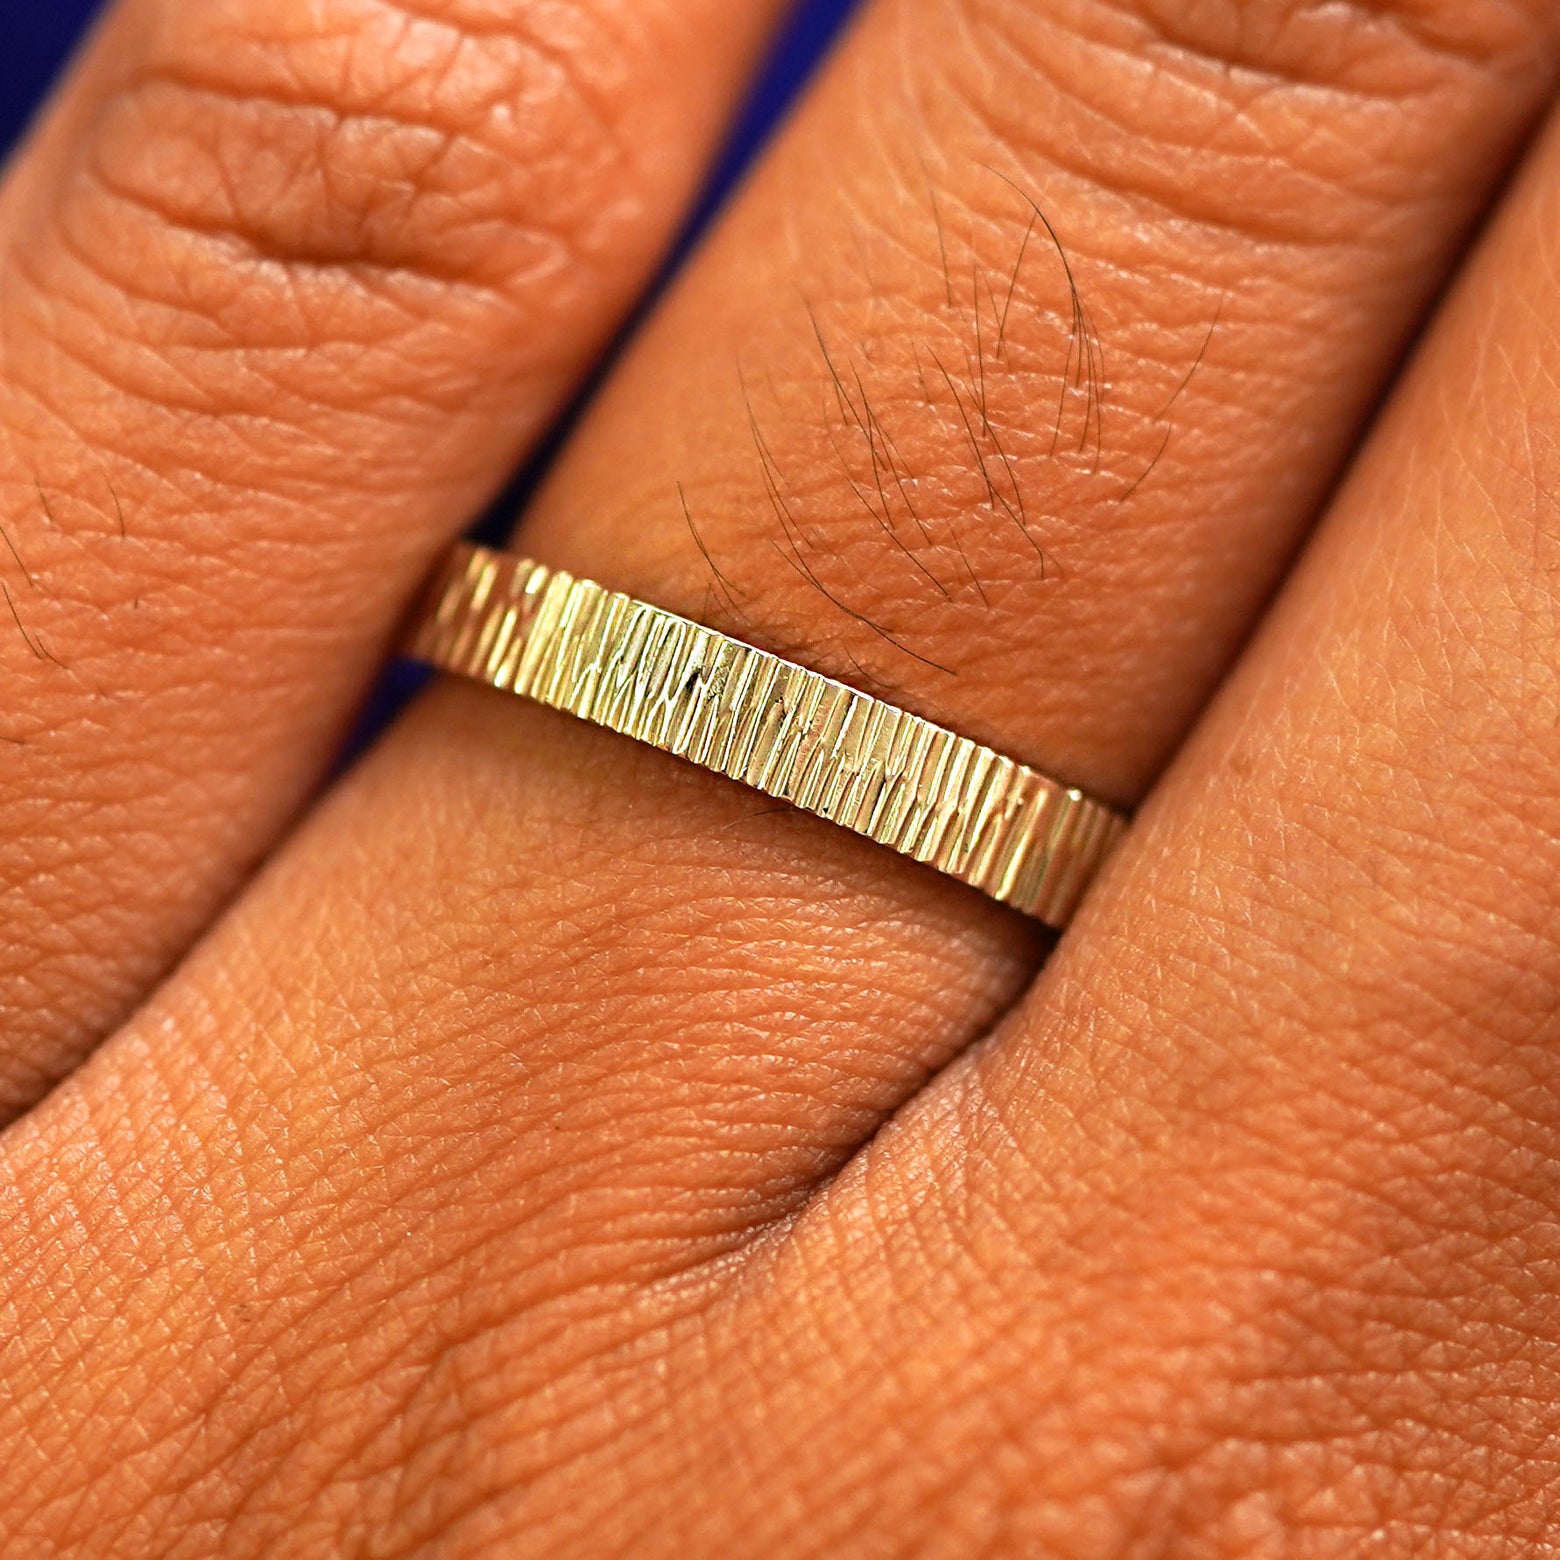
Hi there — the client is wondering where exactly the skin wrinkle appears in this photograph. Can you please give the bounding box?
[16,247,597,547]
[9,206,539,493]
[73,94,571,304]
[149,0,641,156]
[15,1,664,427]
[780,1179,1329,1547]
[955,83,1420,253]
[938,0,1532,249]
[1110,0,1550,82]
[58,1085,449,1547]
[338,1212,759,1552]
[84,134,535,304]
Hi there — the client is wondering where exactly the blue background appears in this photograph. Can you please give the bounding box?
[0,0,102,153]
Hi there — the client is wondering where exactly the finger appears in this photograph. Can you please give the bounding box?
[4,0,1560,1550]
[639,102,1560,1552]
[0,0,789,1111]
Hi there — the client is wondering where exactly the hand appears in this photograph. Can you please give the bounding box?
[2,0,1559,1552]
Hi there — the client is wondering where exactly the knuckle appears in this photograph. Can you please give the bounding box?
[46,0,655,344]
[0,0,681,557]
[1082,0,1554,84]
[941,0,1556,245]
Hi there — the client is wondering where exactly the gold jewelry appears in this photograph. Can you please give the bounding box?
[408,545,1126,927]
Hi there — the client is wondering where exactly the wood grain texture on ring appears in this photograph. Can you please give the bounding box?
[408,544,1127,928]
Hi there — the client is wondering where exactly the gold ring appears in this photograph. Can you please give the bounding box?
[408,545,1127,928]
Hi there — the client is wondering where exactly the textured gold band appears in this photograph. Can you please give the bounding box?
[408,545,1126,927]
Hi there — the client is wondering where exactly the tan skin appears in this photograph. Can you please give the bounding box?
[1,0,1560,1551]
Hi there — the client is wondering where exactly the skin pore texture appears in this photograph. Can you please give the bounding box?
[3,0,1560,1554]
